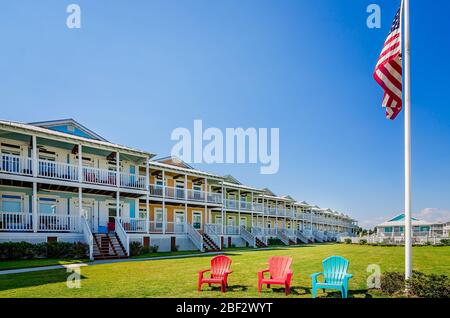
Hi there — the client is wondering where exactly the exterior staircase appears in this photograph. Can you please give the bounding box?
[277,231,296,245]
[93,233,127,260]
[202,233,220,252]
[240,226,267,248]
[295,230,309,244]
[255,237,267,248]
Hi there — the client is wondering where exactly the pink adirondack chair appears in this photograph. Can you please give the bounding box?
[258,256,293,295]
[198,255,233,293]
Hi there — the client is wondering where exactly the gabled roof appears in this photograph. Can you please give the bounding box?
[29,119,108,142]
[262,188,276,196]
[0,119,153,158]
[281,195,296,201]
[223,175,242,185]
[154,156,194,169]
[388,214,418,222]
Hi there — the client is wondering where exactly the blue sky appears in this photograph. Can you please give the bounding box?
[1,0,449,228]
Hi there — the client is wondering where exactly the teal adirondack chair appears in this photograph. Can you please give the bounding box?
[310,256,353,298]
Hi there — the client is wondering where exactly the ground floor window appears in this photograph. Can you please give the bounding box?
[240,217,247,228]
[193,212,202,229]
[0,194,23,212]
[38,198,57,214]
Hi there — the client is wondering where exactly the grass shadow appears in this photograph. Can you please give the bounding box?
[0,269,87,292]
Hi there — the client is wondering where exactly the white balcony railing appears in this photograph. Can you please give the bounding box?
[226,199,238,209]
[165,186,185,200]
[119,217,147,233]
[149,184,164,197]
[239,201,253,211]
[226,225,239,235]
[83,166,117,186]
[253,203,264,212]
[0,212,33,231]
[38,159,78,182]
[165,222,186,234]
[207,192,222,204]
[0,154,33,176]
[148,221,187,234]
[187,189,205,202]
[120,173,147,190]
[38,214,80,232]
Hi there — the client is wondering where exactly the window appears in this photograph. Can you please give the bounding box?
[240,217,247,228]
[38,198,57,214]
[175,182,185,199]
[193,184,202,200]
[155,209,163,229]
[138,208,147,219]
[0,194,23,212]
[215,216,222,225]
[193,212,202,229]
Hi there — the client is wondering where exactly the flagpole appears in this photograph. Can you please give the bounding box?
[403,0,412,281]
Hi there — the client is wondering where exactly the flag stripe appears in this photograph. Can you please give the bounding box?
[373,7,403,120]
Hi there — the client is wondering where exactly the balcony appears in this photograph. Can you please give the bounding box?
[0,154,147,190]
[149,185,224,204]
[0,212,80,233]
[239,201,253,211]
[207,192,222,204]
[148,221,187,234]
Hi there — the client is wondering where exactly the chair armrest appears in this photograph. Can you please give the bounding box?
[344,273,353,279]
[310,272,323,282]
[258,269,270,279]
[198,269,210,278]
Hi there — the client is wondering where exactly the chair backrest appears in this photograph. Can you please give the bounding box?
[268,256,292,279]
[322,256,349,284]
[211,255,232,277]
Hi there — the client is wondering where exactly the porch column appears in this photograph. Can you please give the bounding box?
[78,144,82,182]
[162,169,166,235]
[185,203,188,234]
[32,135,37,178]
[116,152,120,188]
[116,191,120,219]
[146,158,150,234]
[32,182,38,232]
[221,183,224,235]
[78,187,82,218]
[204,177,208,204]
[251,192,254,228]
[184,174,188,232]
[31,135,38,233]
[238,189,241,234]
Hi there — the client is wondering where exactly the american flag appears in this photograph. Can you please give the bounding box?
[374,7,403,120]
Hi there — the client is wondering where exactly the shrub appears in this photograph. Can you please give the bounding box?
[268,238,283,245]
[129,241,143,256]
[172,245,179,252]
[0,241,88,260]
[408,271,450,298]
[440,239,450,246]
[359,239,367,245]
[381,272,405,295]
[344,238,352,244]
[150,245,159,253]
[381,271,450,298]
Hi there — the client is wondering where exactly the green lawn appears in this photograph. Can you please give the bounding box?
[0,259,88,271]
[0,244,448,298]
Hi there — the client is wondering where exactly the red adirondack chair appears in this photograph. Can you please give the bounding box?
[198,255,233,293]
[258,256,293,295]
